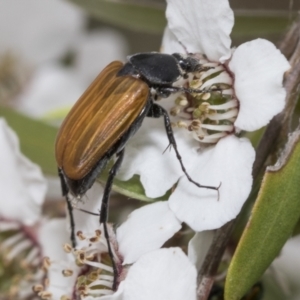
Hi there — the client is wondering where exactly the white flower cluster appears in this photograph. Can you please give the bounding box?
[0,0,291,299]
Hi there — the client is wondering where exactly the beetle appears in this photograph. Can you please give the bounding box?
[55,52,219,288]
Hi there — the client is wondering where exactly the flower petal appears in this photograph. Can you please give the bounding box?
[46,258,79,300]
[117,201,181,264]
[229,39,290,131]
[0,119,46,225]
[39,219,80,300]
[188,231,214,271]
[118,118,199,198]
[123,248,197,300]
[17,64,85,118]
[165,0,233,62]
[169,135,255,231]
[38,219,70,259]
[161,27,186,54]
[72,183,104,233]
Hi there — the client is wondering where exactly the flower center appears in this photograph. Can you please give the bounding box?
[170,55,238,144]
[35,227,123,300]
[0,220,44,298]
[73,230,118,298]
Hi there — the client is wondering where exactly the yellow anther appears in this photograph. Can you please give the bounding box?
[170,106,181,116]
[89,236,100,243]
[193,108,203,118]
[177,121,188,129]
[42,257,51,270]
[190,120,201,131]
[40,291,52,300]
[77,231,86,240]
[61,295,71,300]
[88,271,99,281]
[63,243,72,253]
[190,79,203,89]
[202,93,211,100]
[32,284,44,293]
[62,269,74,277]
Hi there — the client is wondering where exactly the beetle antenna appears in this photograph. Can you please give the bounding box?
[178,40,190,55]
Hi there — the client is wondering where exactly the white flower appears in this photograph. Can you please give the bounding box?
[42,184,198,300]
[112,247,197,300]
[0,118,46,225]
[34,219,81,300]
[188,231,214,272]
[0,119,78,300]
[117,0,290,232]
[0,118,48,298]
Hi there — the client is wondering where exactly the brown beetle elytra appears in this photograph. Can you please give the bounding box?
[56,61,149,192]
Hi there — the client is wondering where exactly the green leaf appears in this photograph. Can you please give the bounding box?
[233,12,290,38]
[99,160,170,201]
[0,106,58,175]
[225,129,300,300]
[69,0,166,34]
[292,218,300,236]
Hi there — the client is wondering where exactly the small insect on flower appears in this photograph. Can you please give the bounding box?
[55,52,220,289]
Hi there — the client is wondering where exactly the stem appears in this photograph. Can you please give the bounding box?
[197,221,235,300]
[196,17,300,300]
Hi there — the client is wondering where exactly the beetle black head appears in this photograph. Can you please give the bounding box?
[172,53,202,74]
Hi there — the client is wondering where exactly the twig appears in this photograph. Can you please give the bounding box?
[197,221,235,299]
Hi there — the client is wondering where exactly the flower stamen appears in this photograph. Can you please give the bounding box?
[170,54,238,144]
[0,220,45,299]
[40,225,124,299]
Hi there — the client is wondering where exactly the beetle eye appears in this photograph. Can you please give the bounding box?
[179,60,189,70]
[179,59,194,74]
[173,53,191,72]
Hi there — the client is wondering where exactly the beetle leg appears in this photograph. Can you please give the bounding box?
[58,168,77,248]
[148,103,219,192]
[99,150,125,224]
[102,221,118,290]
[100,149,125,290]
[58,168,68,197]
[66,199,76,248]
